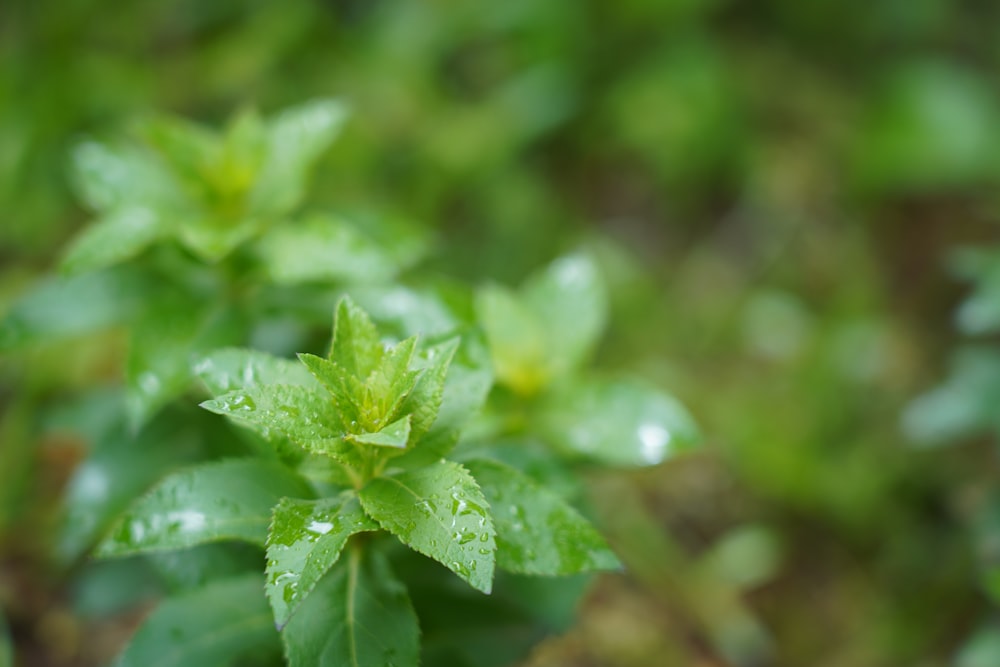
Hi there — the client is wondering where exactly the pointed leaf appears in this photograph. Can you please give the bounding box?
[331,297,384,380]
[201,384,344,445]
[60,207,165,274]
[397,338,456,445]
[266,493,378,627]
[297,353,364,428]
[194,348,316,396]
[366,336,420,424]
[476,284,548,395]
[464,458,620,575]
[360,461,496,593]
[97,459,313,557]
[543,379,700,466]
[282,548,418,667]
[116,574,279,667]
[348,415,411,449]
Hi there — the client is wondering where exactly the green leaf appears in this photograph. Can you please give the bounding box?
[201,384,344,446]
[194,348,316,396]
[0,605,11,667]
[251,99,348,217]
[176,216,267,263]
[297,353,364,428]
[397,338,456,445]
[265,493,378,628]
[330,297,384,380]
[256,215,402,286]
[366,335,420,424]
[349,415,412,449]
[521,253,607,376]
[476,284,548,395]
[126,296,244,427]
[97,459,313,557]
[360,461,496,593]
[543,379,700,467]
[61,207,165,274]
[282,548,419,667]
[116,574,280,667]
[70,140,183,213]
[0,268,149,350]
[138,115,218,191]
[464,458,620,575]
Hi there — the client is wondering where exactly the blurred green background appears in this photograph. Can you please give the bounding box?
[2,0,1000,665]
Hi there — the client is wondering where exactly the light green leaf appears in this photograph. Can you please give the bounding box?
[116,574,279,667]
[138,115,218,191]
[366,336,420,425]
[251,99,348,216]
[194,348,316,396]
[282,548,418,667]
[176,216,267,263]
[0,268,149,350]
[297,353,364,428]
[360,460,496,593]
[201,384,344,446]
[97,459,313,557]
[256,215,402,286]
[348,415,411,449]
[331,297,384,381]
[464,458,620,575]
[61,207,165,274]
[543,379,699,466]
[397,338,456,444]
[522,253,607,376]
[265,493,378,628]
[476,284,548,395]
[71,140,183,213]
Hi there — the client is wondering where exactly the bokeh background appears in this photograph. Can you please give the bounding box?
[3,1,1000,665]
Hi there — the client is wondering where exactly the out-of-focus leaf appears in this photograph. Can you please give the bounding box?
[956,626,1000,667]
[360,460,496,593]
[251,98,348,216]
[194,347,316,396]
[126,295,244,427]
[903,347,1000,445]
[116,574,279,667]
[176,216,267,263]
[97,459,313,557]
[147,542,264,594]
[70,140,182,214]
[0,268,150,350]
[464,458,619,576]
[265,493,378,628]
[0,605,11,667]
[70,559,162,617]
[543,378,700,466]
[351,286,459,338]
[256,215,403,285]
[61,207,165,274]
[282,548,418,667]
[521,253,607,376]
[476,284,547,395]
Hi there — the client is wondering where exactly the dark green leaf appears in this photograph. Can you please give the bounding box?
[194,348,316,396]
[266,493,378,627]
[464,458,619,575]
[0,605,11,667]
[282,548,419,667]
[543,379,700,466]
[0,268,149,350]
[116,574,279,667]
[360,461,496,593]
[97,459,313,556]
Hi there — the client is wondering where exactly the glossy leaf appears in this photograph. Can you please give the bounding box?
[201,384,344,446]
[543,379,700,467]
[282,548,418,667]
[0,268,149,350]
[464,458,619,575]
[97,459,313,556]
[297,353,364,428]
[365,336,420,424]
[360,460,496,593]
[521,253,607,376]
[397,338,457,445]
[194,348,316,396]
[60,207,165,274]
[349,415,411,449]
[257,215,401,285]
[116,574,279,667]
[265,493,378,627]
[331,297,384,381]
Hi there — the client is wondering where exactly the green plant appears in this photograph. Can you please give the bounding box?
[0,99,699,666]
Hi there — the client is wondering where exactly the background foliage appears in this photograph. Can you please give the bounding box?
[2,0,1000,665]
